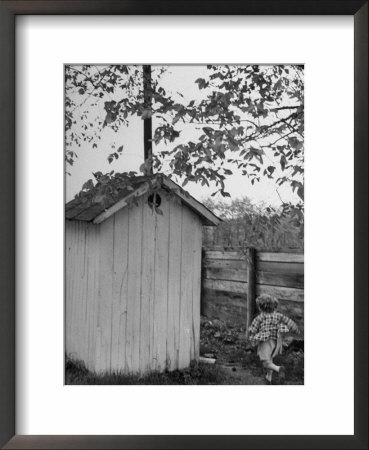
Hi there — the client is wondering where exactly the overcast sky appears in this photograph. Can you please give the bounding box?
[66,65,301,207]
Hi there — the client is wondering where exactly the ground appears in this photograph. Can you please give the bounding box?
[66,315,303,385]
[199,316,304,385]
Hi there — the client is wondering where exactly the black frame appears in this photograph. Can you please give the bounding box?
[0,1,367,449]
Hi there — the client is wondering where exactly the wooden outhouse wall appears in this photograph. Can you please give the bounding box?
[66,190,203,374]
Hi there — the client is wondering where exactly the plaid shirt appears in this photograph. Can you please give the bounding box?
[248,312,299,346]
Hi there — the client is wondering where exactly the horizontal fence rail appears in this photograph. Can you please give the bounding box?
[201,248,304,334]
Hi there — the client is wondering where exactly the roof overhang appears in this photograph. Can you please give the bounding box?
[66,174,221,227]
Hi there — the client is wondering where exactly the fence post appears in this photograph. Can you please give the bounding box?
[246,247,256,336]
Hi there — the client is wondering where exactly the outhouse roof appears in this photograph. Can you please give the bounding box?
[65,174,220,226]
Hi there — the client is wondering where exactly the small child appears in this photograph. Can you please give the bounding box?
[247,294,300,384]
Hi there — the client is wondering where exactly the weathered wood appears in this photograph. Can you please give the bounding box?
[65,202,92,220]
[257,271,304,289]
[87,224,100,372]
[110,208,129,372]
[166,197,182,371]
[204,267,303,289]
[257,260,304,274]
[257,252,304,263]
[201,289,247,327]
[162,177,221,226]
[139,199,156,373]
[203,278,247,294]
[66,182,207,375]
[256,285,304,303]
[246,247,256,333]
[93,182,149,225]
[204,267,247,282]
[178,206,193,369]
[97,216,115,373]
[203,258,247,270]
[73,203,104,222]
[126,202,143,373]
[191,216,203,362]
[153,194,170,372]
[203,279,304,302]
[203,250,244,261]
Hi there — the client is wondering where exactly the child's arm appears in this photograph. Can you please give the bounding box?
[280,314,300,334]
[248,315,261,336]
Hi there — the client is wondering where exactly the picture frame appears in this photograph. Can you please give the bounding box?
[0,1,367,448]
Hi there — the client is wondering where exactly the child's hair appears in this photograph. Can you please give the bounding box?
[256,294,279,313]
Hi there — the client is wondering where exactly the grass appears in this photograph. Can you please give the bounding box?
[65,316,304,385]
[200,316,304,385]
[66,357,234,385]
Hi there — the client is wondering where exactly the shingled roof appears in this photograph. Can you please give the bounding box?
[65,174,220,226]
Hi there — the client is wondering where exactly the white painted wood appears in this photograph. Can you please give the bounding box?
[178,205,194,369]
[166,196,182,371]
[110,208,129,372]
[97,216,115,373]
[140,197,156,373]
[153,192,170,372]
[162,177,220,226]
[92,182,150,225]
[126,200,143,373]
[74,222,86,361]
[191,216,202,361]
[66,183,206,375]
[86,223,100,371]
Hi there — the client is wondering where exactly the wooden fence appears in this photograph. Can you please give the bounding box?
[201,248,304,334]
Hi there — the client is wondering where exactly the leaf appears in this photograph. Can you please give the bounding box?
[297,186,304,200]
[220,190,231,198]
[280,155,287,171]
[82,179,94,191]
[155,207,163,216]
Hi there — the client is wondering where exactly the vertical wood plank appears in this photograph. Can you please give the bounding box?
[166,196,182,371]
[81,223,89,364]
[110,208,129,372]
[178,206,193,369]
[246,247,256,336]
[86,223,100,371]
[65,221,78,357]
[126,200,143,373]
[73,222,86,360]
[192,217,202,361]
[140,198,156,373]
[153,192,170,372]
[97,216,115,373]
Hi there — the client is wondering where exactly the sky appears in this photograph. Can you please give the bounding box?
[65,65,302,207]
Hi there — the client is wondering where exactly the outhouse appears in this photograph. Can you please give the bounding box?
[65,174,220,374]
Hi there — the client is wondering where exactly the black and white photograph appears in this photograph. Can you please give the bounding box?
[65,64,304,385]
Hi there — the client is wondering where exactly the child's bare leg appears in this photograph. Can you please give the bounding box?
[264,360,280,373]
[266,369,273,383]
[268,362,280,372]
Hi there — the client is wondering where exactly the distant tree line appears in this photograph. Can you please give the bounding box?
[202,196,303,252]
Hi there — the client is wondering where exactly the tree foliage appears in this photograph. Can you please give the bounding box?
[202,196,303,251]
[65,64,304,214]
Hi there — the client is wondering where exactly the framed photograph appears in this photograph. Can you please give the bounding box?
[1,1,367,449]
